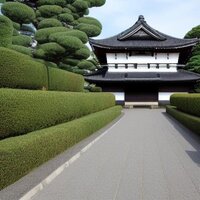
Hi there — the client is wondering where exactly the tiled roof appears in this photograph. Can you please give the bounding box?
[90,15,199,50]
[85,70,200,83]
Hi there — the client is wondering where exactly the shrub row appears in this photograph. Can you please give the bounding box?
[170,93,200,117]
[166,105,200,135]
[0,47,84,91]
[0,89,115,138]
[0,105,122,189]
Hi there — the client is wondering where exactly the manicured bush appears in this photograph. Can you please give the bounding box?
[48,67,84,92]
[12,35,32,47]
[1,2,36,24]
[185,25,200,39]
[37,42,66,60]
[0,89,115,138]
[12,22,20,31]
[38,18,63,29]
[38,5,63,18]
[73,45,90,59]
[72,0,88,11]
[78,16,102,29]
[62,58,80,66]
[37,0,66,6]
[10,45,33,56]
[78,60,96,70]
[84,0,106,7]
[75,23,101,37]
[53,35,83,52]
[58,13,74,23]
[49,30,88,44]
[0,15,13,47]
[35,27,69,43]
[0,47,48,90]
[166,105,200,134]
[62,7,72,14]
[0,105,121,189]
[170,93,200,117]
[90,86,102,92]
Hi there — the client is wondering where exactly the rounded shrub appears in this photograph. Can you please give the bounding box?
[67,4,77,13]
[0,15,13,47]
[38,5,63,18]
[1,2,36,24]
[62,7,72,14]
[52,35,83,52]
[90,86,102,92]
[73,45,90,59]
[75,23,101,37]
[38,18,63,29]
[78,16,102,29]
[38,42,66,60]
[10,45,33,56]
[37,0,66,6]
[72,0,88,11]
[58,13,74,23]
[0,47,48,90]
[62,58,80,66]
[78,60,95,70]
[185,25,200,38]
[12,35,32,47]
[50,29,88,43]
[84,0,106,7]
[35,27,69,43]
[12,22,20,31]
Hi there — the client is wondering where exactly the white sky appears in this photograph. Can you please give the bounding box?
[89,0,200,39]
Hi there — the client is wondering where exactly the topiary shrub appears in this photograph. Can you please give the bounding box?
[50,29,88,43]
[10,45,33,56]
[1,2,36,24]
[58,13,74,23]
[75,23,101,37]
[35,27,69,43]
[0,47,48,90]
[12,35,32,47]
[38,18,63,29]
[0,88,115,138]
[170,93,200,117]
[37,42,66,61]
[12,22,20,31]
[72,0,88,11]
[78,60,96,70]
[90,86,102,92]
[0,15,13,47]
[73,45,90,59]
[38,5,63,18]
[52,35,83,52]
[62,58,80,66]
[78,16,102,29]
[185,25,200,39]
[84,0,106,7]
[48,67,84,92]
[37,0,66,6]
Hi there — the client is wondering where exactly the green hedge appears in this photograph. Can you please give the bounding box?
[1,2,35,24]
[170,93,200,117]
[73,45,90,59]
[0,47,48,90]
[166,105,200,135]
[0,105,121,189]
[0,15,13,47]
[37,0,66,6]
[38,18,63,29]
[12,35,32,47]
[38,5,63,17]
[75,23,101,37]
[77,17,102,29]
[10,45,33,56]
[48,67,84,92]
[0,89,115,138]
[58,13,74,23]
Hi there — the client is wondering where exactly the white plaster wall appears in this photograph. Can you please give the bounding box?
[106,53,179,64]
[112,92,125,101]
[159,92,187,101]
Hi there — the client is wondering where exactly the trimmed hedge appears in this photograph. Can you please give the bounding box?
[10,45,33,56]
[38,18,63,29]
[37,0,67,6]
[73,45,90,59]
[35,27,70,43]
[12,35,32,47]
[72,0,88,11]
[0,105,121,189]
[0,15,13,47]
[78,60,96,70]
[75,23,101,37]
[77,16,102,29]
[166,106,200,135]
[58,13,74,23]
[38,5,63,17]
[170,94,200,117]
[0,89,115,138]
[1,2,35,24]
[48,67,84,92]
[84,0,106,7]
[0,47,48,90]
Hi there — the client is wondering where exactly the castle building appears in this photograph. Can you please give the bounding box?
[86,15,200,105]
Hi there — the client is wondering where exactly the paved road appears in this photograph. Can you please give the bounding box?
[32,109,200,200]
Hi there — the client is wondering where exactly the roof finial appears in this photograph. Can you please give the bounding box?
[138,15,145,21]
